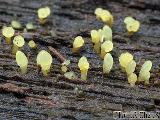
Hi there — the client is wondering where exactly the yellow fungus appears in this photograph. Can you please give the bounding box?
[124,16,140,35]
[11,20,22,29]
[16,51,28,74]
[37,50,53,76]
[28,40,37,49]
[102,25,112,41]
[61,60,70,73]
[128,73,137,87]
[72,36,84,53]
[103,53,113,74]
[119,52,133,70]
[126,60,136,76]
[2,26,15,44]
[38,7,51,24]
[26,23,35,30]
[100,40,113,59]
[12,35,25,54]
[95,8,113,27]
[138,61,152,84]
[78,56,89,80]
[64,71,77,79]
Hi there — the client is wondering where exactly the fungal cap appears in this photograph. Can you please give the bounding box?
[95,8,103,18]
[78,56,89,71]
[62,60,70,66]
[64,71,77,79]
[102,25,112,41]
[11,20,22,29]
[119,52,133,68]
[73,36,84,48]
[2,26,15,38]
[13,35,25,47]
[37,50,53,70]
[16,51,28,67]
[124,17,135,25]
[101,40,113,53]
[28,40,36,48]
[38,7,51,19]
[138,71,150,82]
[26,23,35,30]
[101,10,112,22]
[126,60,136,75]
[103,53,113,74]
[140,61,152,73]
[128,73,137,86]
[90,30,100,43]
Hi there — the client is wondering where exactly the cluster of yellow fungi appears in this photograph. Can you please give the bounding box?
[0,6,154,87]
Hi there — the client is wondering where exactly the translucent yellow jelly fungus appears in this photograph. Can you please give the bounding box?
[16,51,28,74]
[103,53,113,74]
[28,40,37,49]
[126,60,136,76]
[128,73,137,87]
[37,50,53,76]
[11,20,22,29]
[78,56,89,80]
[12,35,25,54]
[100,40,113,59]
[72,36,84,53]
[2,26,15,44]
[64,71,77,79]
[90,30,101,53]
[95,8,113,27]
[124,16,140,35]
[61,60,70,73]
[38,7,51,24]
[119,52,133,69]
[102,25,112,41]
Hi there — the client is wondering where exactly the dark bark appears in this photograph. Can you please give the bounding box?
[0,0,160,119]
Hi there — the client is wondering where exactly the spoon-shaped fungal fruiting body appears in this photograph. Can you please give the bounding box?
[90,30,101,53]
[37,50,53,76]
[38,7,51,24]
[100,40,113,59]
[103,53,113,74]
[119,52,133,71]
[78,56,89,80]
[138,60,152,84]
[2,26,15,44]
[28,40,37,49]
[61,60,70,73]
[128,73,137,87]
[16,51,28,74]
[72,36,84,53]
[11,20,22,30]
[101,25,112,42]
[95,8,113,27]
[12,35,25,54]
[124,16,140,35]
[126,60,136,76]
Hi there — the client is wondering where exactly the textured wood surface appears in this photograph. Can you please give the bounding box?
[0,0,160,119]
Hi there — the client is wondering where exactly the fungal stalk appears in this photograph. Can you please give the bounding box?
[28,40,37,49]
[101,25,112,41]
[36,50,53,76]
[38,7,51,24]
[72,36,84,53]
[78,56,89,80]
[12,35,25,54]
[2,26,15,44]
[128,73,137,87]
[16,51,28,74]
[103,53,113,74]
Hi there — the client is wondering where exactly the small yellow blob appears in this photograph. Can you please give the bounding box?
[12,35,25,54]
[72,36,84,53]
[16,51,28,74]
[37,50,53,76]
[11,20,22,29]
[126,60,136,76]
[28,40,37,49]
[119,52,133,69]
[38,7,51,24]
[26,23,35,30]
[101,25,112,42]
[64,71,77,79]
[78,56,89,80]
[2,26,15,44]
[95,8,113,27]
[100,40,113,59]
[103,53,113,74]
[128,73,137,87]
[124,16,140,35]
[61,60,70,73]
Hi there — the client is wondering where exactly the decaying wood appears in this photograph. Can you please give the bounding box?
[0,0,160,119]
